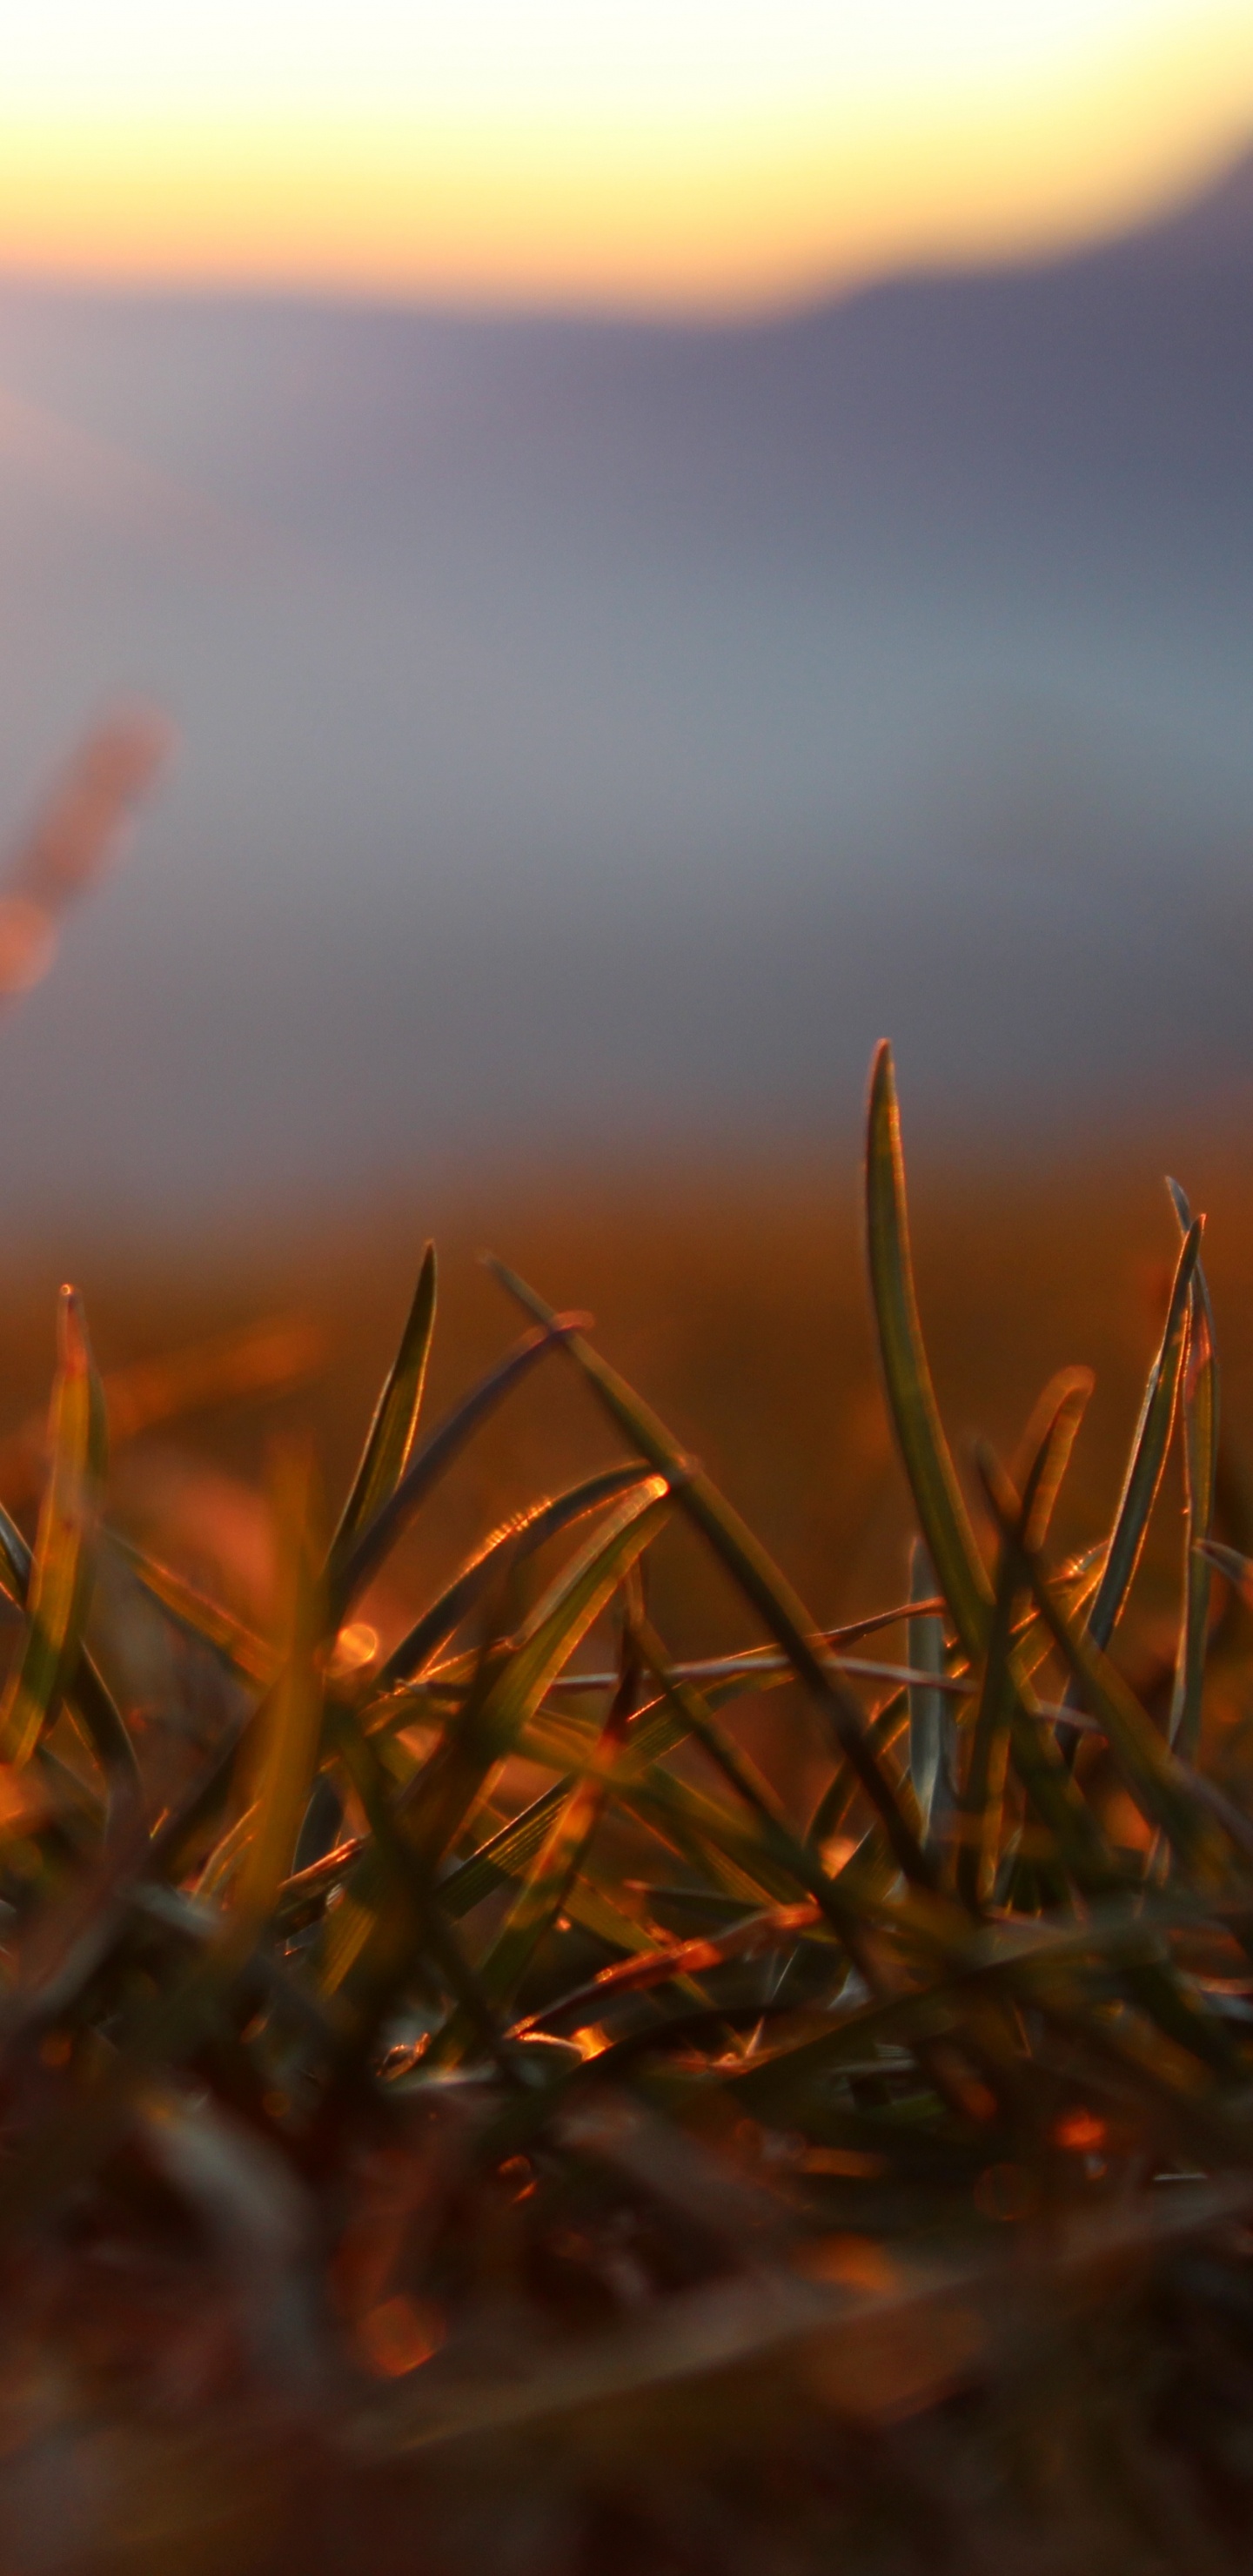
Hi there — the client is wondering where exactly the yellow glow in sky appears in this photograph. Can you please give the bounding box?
[0,1,1249,309]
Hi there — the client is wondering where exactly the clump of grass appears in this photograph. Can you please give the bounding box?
[3,1047,1253,2573]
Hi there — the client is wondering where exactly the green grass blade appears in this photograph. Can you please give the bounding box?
[616,1766,847,1910]
[1199,1539,1253,1596]
[329,1695,515,2072]
[228,1452,325,1942]
[432,1789,667,1968]
[486,1255,934,1891]
[111,1533,272,1685]
[372,1464,651,1691]
[808,1553,1102,1862]
[319,1481,671,2001]
[957,1376,1092,1909]
[983,1464,1232,1885]
[332,1311,590,1618]
[194,1799,259,1902]
[513,1899,825,2042]
[0,1506,140,1808]
[445,1629,646,2044]
[432,1649,803,1926]
[439,1784,570,1916]
[411,1479,672,1867]
[0,1499,30,1604]
[907,1539,948,1848]
[630,1620,895,1946]
[1167,1183,1217,1758]
[865,1043,990,1662]
[1083,1216,1201,1657]
[0,1290,106,1773]
[326,1242,437,1595]
[1014,1366,1094,1554]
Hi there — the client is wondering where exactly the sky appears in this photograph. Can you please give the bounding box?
[0,2,1250,308]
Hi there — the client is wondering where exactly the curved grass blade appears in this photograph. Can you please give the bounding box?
[513,1900,825,2041]
[807,1552,1103,1861]
[407,1479,672,1870]
[957,1374,1092,1911]
[435,1787,660,1935]
[486,1256,934,1892]
[379,1632,788,1981]
[865,1043,990,1662]
[0,1497,30,1605]
[326,1242,437,1596]
[1199,1539,1253,1599]
[1082,1215,1201,1660]
[318,1481,671,2002]
[0,1290,107,1773]
[194,1797,259,1902]
[548,1595,951,1687]
[440,1613,647,2050]
[424,1647,813,1928]
[227,1452,325,1946]
[332,1311,590,1620]
[629,1619,901,1953]
[907,1540,948,1851]
[1167,1182,1217,1759]
[110,1532,272,1687]
[438,1787,567,1918]
[982,1461,1234,1890]
[327,1695,515,2075]
[371,1463,651,1693]
[609,1646,1021,2128]
[0,1330,139,1806]
[1013,1366,1094,1556]
[63,1661,142,1810]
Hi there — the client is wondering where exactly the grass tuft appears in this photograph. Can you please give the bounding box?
[3,1057,1253,2569]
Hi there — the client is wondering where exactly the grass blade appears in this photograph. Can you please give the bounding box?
[328,1695,515,2074]
[907,1540,948,1850]
[326,1242,437,1594]
[445,1616,647,2043]
[957,1374,1092,1909]
[228,1452,325,1942]
[372,1464,651,1691]
[318,1481,671,2003]
[111,1533,272,1686]
[982,1459,1233,1887]
[630,1620,898,1953]
[513,1901,824,2042]
[1167,1182,1217,1758]
[409,1479,672,1870]
[865,1043,990,1662]
[332,1312,590,1618]
[1083,1215,1201,1658]
[486,1255,935,1891]
[0,1289,106,1773]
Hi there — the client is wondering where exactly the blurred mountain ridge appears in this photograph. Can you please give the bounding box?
[3,138,1253,531]
[0,144,1248,1218]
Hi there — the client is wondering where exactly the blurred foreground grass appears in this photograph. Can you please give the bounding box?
[4,1089,1253,2571]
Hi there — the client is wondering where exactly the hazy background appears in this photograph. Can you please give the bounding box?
[0,1,1244,1644]
[0,138,1248,1226]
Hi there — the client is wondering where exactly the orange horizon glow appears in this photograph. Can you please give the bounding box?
[0,4,1248,312]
